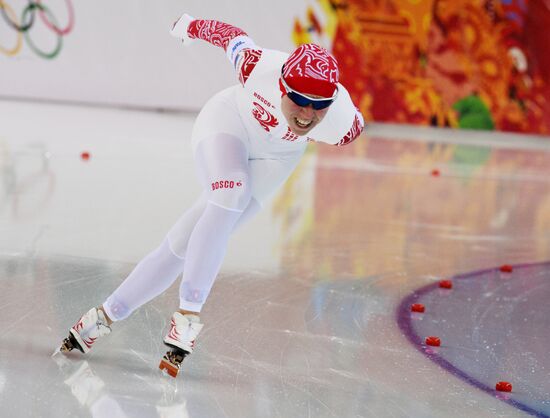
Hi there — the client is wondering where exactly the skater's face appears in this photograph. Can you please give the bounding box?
[281,94,330,136]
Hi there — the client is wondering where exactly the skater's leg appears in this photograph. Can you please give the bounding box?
[166,194,207,259]
[234,196,261,228]
[102,177,260,322]
[160,134,251,376]
[168,194,260,260]
[176,196,261,318]
[177,134,252,313]
[178,202,245,312]
[102,237,186,322]
[101,194,209,322]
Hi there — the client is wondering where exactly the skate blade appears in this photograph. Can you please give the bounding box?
[52,345,71,357]
[159,358,179,378]
[55,338,74,356]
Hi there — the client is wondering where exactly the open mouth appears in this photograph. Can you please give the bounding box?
[294,117,313,129]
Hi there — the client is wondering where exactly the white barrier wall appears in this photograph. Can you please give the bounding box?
[0,0,305,110]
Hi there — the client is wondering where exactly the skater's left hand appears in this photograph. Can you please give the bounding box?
[170,13,196,45]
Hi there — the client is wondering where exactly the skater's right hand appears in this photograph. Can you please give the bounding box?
[170,13,196,45]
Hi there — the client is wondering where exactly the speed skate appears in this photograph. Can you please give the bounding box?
[159,312,204,378]
[159,346,191,378]
[54,307,112,356]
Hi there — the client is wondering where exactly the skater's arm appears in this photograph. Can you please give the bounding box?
[187,19,248,52]
[189,19,263,86]
[335,109,364,146]
[309,84,365,146]
[171,14,261,86]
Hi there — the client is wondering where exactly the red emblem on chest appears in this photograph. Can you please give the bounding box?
[252,102,278,132]
[282,127,299,142]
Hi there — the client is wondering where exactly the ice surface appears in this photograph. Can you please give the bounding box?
[1,100,549,417]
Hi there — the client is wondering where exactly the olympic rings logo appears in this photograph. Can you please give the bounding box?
[0,0,74,59]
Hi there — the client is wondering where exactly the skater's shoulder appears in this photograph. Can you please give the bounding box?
[243,48,287,77]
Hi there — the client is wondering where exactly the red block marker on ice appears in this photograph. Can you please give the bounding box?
[496,381,512,392]
[425,336,441,347]
[81,152,91,161]
[500,264,513,273]
[411,303,425,313]
[439,279,453,289]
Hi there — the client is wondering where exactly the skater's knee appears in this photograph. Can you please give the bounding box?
[166,234,187,259]
[154,236,187,263]
[207,171,251,212]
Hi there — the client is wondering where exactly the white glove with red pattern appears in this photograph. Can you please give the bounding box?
[170,13,196,45]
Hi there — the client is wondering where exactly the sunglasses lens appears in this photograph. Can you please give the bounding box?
[312,100,333,110]
[288,92,333,110]
[288,92,310,107]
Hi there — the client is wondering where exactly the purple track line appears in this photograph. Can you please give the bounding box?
[396,261,550,418]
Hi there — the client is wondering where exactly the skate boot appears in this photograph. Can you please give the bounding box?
[159,312,203,378]
[58,307,112,354]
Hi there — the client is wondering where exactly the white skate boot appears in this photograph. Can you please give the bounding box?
[159,312,203,378]
[58,307,112,354]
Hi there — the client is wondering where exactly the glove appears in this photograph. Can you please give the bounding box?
[170,13,196,45]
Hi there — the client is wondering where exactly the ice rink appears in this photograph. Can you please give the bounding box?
[1,99,549,418]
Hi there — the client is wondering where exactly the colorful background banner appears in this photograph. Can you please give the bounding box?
[294,0,550,134]
[2,0,550,135]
